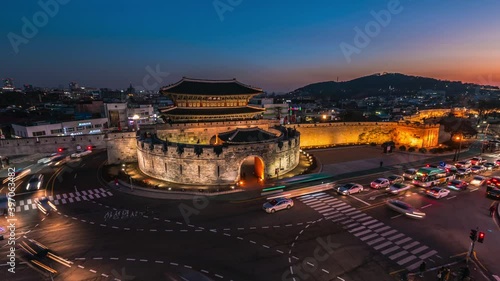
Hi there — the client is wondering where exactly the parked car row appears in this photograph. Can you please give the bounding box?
[262,156,500,214]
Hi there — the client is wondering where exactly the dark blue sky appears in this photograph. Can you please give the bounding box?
[2,0,499,92]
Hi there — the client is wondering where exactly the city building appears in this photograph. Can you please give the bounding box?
[12,118,108,138]
[104,103,127,130]
[2,78,14,92]
[104,103,155,131]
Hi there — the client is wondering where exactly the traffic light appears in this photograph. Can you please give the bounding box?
[470,229,477,241]
[477,232,485,243]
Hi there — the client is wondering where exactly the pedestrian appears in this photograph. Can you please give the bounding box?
[114,177,119,188]
[490,205,496,216]
[380,161,383,168]
[419,261,426,277]
[5,157,9,166]
[437,267,444,280]
[74,185,78,193]
[444,267,451,281]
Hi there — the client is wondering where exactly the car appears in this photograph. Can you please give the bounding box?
[3,168,32,184]
[426,187,450,199]
[262,197,293,213]
[470,176,487,186]
[402,169,417,180]
[387,175,405,184]
[386,199,426,219]
[386,183,411,194]
[337,183,363,195]
[447,179,469,191]
[470,157,486,165]
[455,160,472,169]
[48,155,70,167]
[456,168,471,177]
[35,197,57,215]
[486,188,500,199]
[495,159,500,166]
[37,153,59,164]
[439,165,458,175]
[370,178,390,189]
[486,176,500,188]
[484,162,496,170]
[26,174,44,191]
[471,165,486,174]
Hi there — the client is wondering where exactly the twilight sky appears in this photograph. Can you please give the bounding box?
[1,0,500,92]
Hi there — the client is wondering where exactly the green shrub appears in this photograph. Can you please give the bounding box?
[408,147,416,152]
[370,142,376,146]
[430,148,438,154]
[399,145,406,151]
[419,148,427,153]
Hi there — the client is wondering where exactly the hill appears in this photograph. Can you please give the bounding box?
[292,73,484,99]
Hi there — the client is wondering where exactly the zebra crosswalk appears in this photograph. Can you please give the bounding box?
[297,192,438,271]
[14,188,113,213]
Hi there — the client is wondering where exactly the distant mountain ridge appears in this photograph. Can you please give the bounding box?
[293,73,494,99]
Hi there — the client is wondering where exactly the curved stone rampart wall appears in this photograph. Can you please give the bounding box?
[136,134,300,186]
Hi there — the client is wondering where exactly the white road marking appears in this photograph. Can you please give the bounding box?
[391,214,403,219]
[348,194,371,206]
[421,204,432,209]
[446,196,457,200]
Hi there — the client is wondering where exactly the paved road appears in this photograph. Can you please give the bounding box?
[1,145,499,281]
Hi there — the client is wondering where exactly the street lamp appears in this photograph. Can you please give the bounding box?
[132,114,140,131]
[454,135,463,161]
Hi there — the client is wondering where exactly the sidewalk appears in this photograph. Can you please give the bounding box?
[396,258,489,281]
[107,151,315,200]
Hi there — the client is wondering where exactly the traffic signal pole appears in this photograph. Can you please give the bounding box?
[467,228,477,263]
[466,240,475,264]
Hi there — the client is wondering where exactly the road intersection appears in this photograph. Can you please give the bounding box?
[1,144,499,281]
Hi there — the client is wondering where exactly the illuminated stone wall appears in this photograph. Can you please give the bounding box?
[136,134,300,186]
[288,122,439,148]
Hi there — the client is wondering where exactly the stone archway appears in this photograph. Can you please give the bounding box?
[239,156,265,186]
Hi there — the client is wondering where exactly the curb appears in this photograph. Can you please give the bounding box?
[112,179,244,200]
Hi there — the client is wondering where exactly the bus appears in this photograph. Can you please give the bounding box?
[262,173,336,194]
[412,167,455,188]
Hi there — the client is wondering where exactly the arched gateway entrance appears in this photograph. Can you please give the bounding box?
[239,156,265,186]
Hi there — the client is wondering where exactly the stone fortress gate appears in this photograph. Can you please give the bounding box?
[136,78,301,187]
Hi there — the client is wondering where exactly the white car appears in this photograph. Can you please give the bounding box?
[337,183,363,195]
[426,187,450,199]
[455,161,472,169]
[26,174,44,191]
[386,183,411,194]
[470,176,486,186]
[456,168,471,177]
[387,175,405,184]
[35,197,57,215]
[484,163,496,170]
[37,153,59,164]
[370,178,390,189]
[471,165,485,174]
[402,169,417,180]
[386,200,426,219]
[263,197,294,213]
